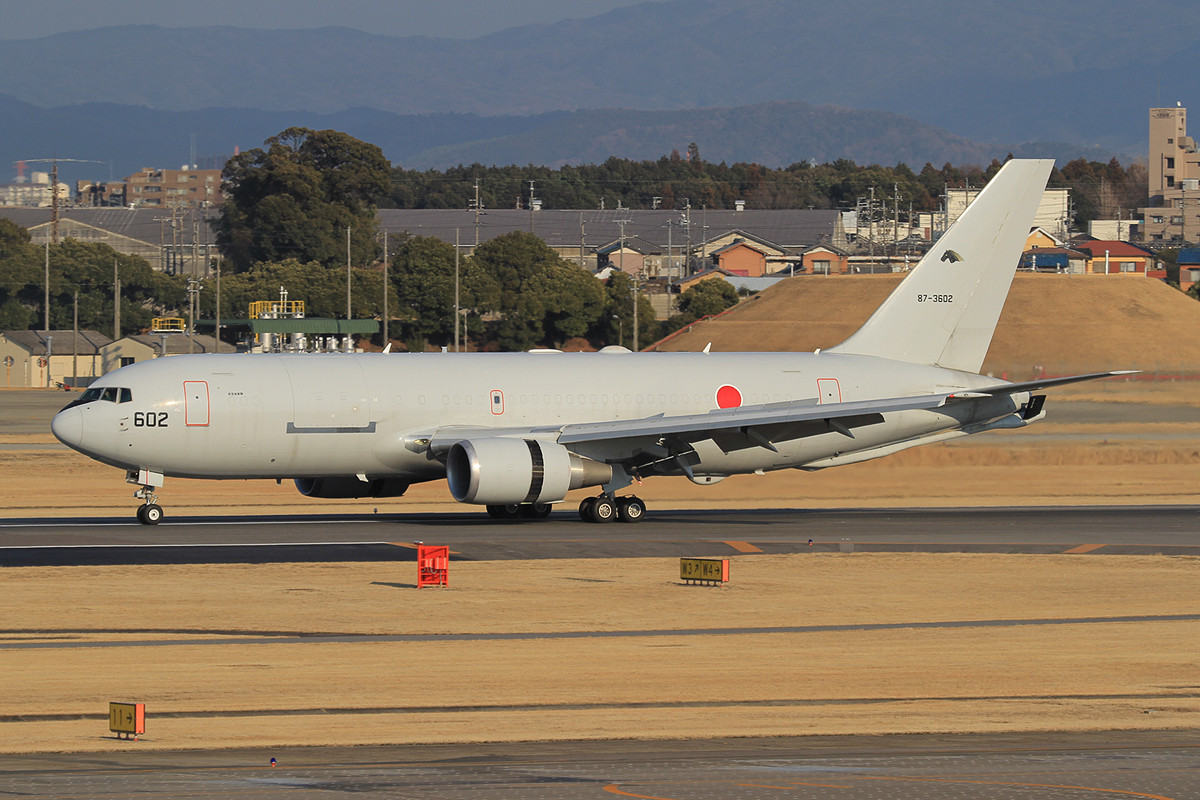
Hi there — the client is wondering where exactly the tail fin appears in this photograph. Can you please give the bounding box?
[826,158,1053,374]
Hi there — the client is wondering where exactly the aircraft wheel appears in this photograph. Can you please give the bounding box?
[520,502,553,519]
[139,504,163,525]
[578,497,597,521]
[589,496,617,523]
[617,496,646,523]
[486,504,522,519]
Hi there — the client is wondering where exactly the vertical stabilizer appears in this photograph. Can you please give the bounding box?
[826,159,1053,374]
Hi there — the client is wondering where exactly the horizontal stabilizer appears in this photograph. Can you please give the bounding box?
[965,370,1139,397]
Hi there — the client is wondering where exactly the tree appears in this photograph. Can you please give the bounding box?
[596,271,656,348]
[217,127,391,271]
[207,259,383,325]
[469,231,602,351]
[677,279,739,317]
[0,219,40,330]
[49,240,183,335]
[389,236,494,349]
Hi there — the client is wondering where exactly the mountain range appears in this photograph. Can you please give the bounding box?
[3,0,1189,182]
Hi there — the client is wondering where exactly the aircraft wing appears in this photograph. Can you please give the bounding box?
[557,393,952,448]
[426,370,1131,462]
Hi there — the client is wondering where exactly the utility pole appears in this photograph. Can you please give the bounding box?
[43,239,50,332]
[893,182,900,256]
[616,217,636,350]
[112,258,120,340]
[72,290,78,389]
[454,228,461,353]
[214,250,221,350]
[382,229,389,346]
[682,200,692,276]
[12,157,104,244]
[186,277,202,354]
[579,214,586,269]
[346,226,352,321]
[471,178,483,248]
[528,180,536,234]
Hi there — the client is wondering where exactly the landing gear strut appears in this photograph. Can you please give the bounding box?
[133,486,163,525]
[578,494,645,523]
[127,469,165,526]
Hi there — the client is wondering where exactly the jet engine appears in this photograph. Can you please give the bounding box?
[445,438,612,506]
[294,477,410,499]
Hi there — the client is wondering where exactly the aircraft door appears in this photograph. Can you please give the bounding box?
[184,381,210,426]
[817,378,841,405]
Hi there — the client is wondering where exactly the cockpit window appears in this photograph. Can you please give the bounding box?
[119,388,132,404]
[79,388,103,403]
[62,386,131,411]
[101,387,118,403]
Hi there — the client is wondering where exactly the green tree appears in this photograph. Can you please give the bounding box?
[389,236,494,349]
[677,279,739,318]
[469,231,602,350]
[218,127,391,271]
[0,219,40,330]
[596,271,656,349]
[50,240,183,335]
[207,259,384,327]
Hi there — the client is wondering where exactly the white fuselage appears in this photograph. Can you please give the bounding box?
[51,349,1023,485]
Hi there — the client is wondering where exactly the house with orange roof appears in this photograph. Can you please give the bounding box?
[1070,241,1164,277]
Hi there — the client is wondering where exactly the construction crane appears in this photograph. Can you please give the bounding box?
[13,157,106,243]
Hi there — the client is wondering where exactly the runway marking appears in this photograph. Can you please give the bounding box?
[724,541,763,553]
[0,541,398,550]
[5,614,1199,650]
[738,781,853,789]
[1065,543,1107,554]
[860,775,1176,799]
[604,785,682,799]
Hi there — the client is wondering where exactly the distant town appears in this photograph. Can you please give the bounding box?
[2,108,1199,390]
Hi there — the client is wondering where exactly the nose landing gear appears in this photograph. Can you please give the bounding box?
[127,469,166,526]
[133,486,164,525]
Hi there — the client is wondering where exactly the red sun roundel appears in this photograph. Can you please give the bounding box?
[715,384,742,409]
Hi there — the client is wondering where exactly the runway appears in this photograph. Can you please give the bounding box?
[4,732,1198,799]
[1,505,1198,565]
[4,505,1198,797]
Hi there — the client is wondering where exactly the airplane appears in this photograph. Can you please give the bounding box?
[51,158,1127,525]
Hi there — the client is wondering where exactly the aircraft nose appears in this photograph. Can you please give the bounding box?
[51,407,84,449]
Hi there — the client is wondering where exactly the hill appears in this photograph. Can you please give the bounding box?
[2,1,1198,153]
[651,274,1200,379]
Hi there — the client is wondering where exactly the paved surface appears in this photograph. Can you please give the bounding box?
[2,732,1197,799]
[2,505,1198,565]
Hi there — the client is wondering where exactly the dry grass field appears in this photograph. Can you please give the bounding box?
[1,279,1197,753]
[4,554,1199,753]
[654,273,1200,379]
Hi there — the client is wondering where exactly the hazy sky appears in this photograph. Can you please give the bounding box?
[0,0,659,40]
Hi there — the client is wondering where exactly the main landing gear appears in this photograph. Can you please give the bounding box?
[486,502,553,520]
[133,486,163,526]
[578,494,646,524]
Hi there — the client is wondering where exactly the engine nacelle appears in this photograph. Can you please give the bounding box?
[294,477,410,499]
[445,438,612,506]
